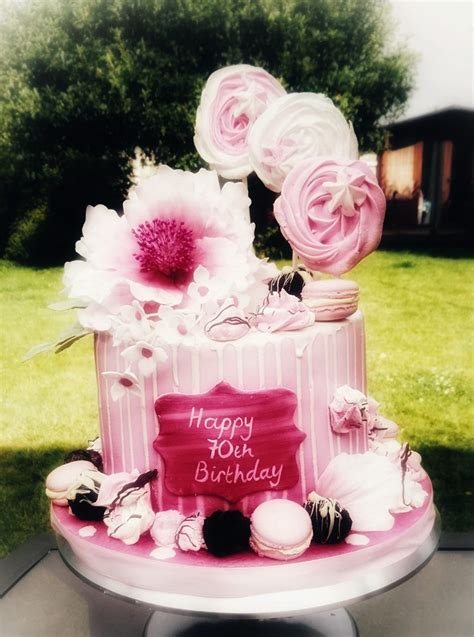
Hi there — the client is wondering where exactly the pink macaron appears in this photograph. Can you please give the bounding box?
[250,499,313,560]
[302,279,359,321]
[45,460,96,506]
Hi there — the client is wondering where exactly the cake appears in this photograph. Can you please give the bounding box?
[39,64,435,597]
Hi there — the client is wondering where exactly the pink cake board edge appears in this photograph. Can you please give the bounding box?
[52,479,436,600]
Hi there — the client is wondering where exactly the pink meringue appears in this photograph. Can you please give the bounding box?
[274,158,386,275]
[317,453,403,532]
[150,510,185,547]
[204,301,250,341]
[248,92,358,192]
[175,513,205,552]
[194,65,286,179]
[329,385,368,434]
[317,452,427,532]
[251,290,314,333]
[94,469,156,545]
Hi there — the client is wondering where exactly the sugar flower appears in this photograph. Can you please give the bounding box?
[121,341,168,377]
[194,65,286,179]
[64,167,270,334]
[187,265,226,307]
[101,370,141,402]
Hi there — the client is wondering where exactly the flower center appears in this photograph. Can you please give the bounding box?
[133,218,195,279]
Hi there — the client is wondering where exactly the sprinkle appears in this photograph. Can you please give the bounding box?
[150,546,176,560]
[345,534,370,546]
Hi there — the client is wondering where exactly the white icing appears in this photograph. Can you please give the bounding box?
[78,525,97,538]
[345,533,369,546]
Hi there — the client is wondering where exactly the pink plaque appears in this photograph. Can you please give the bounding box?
[153,382,306,502]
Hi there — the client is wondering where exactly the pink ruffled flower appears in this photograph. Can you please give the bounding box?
[251,290,314,333]
[274,158,386,275]
[329,385,368,434]
[194,65,286,179]
[64,167,268,331]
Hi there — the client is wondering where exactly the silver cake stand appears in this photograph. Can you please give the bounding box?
[56,512,440,637]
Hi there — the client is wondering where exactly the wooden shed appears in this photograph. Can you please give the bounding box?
[379,108,473,232]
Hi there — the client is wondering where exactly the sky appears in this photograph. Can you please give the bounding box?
[390,0,473,120]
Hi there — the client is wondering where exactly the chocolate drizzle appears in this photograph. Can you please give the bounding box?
[268,268,311,299]
[175,513,202,550]
[304,492,352,544]
[67,471,106,521]
[400,443,412,506]
[204,303,250,335]
[64,448,103,472]
[109,469,158,509]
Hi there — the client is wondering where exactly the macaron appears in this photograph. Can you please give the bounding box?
[249,499,313,561]
[45,460,96,506]
[302,279,359,321]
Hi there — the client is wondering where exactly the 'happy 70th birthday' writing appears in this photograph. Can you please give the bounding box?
[188,407,283,488]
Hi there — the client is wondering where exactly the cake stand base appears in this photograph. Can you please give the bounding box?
[54,494,439,637]
[144,607,358,637]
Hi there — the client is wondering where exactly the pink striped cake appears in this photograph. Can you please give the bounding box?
[95,311,367,516]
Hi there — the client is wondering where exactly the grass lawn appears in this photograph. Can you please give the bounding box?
[1,252,473,557]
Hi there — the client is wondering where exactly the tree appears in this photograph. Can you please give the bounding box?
[0,0,414,264]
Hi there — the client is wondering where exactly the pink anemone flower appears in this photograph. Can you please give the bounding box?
[64,167,257,331]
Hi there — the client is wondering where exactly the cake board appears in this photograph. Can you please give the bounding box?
[54,493,439,636]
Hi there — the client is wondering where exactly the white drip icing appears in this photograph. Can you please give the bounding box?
[325,336,335,460]
[236,344,244,388]
[140,372,150,470]
[217,346,224,381]
[117,345,126,471]
[171,344,179,389]
[275,340,283,386]
[257,345,265,389]
[308,338,318,480]
[152,353,163,510]
[295,350,306,503]
[332,333,341,456]
[126,386,135,469]
[101,336,115,473]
